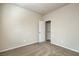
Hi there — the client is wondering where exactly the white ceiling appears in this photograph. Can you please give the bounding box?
[15,3,69,15]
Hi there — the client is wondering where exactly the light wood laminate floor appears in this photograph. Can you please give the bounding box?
[0,41,79,56]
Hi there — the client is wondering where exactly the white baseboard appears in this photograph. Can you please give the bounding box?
[51,42,79,53]
[0,41,37,53]
[0,41,79,53]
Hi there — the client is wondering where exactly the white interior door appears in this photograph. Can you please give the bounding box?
[39,20,45,42]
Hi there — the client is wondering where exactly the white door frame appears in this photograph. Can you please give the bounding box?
[38,20,51,43]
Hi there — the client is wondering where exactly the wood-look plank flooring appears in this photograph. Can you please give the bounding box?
[0,41,79,56]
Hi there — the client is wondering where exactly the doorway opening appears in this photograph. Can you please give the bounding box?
[45,21,51,42]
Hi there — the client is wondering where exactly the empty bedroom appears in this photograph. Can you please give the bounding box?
[0,3,79,56]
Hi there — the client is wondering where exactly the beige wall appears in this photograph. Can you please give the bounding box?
[43,4,79,52]
[0,4,41,52]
